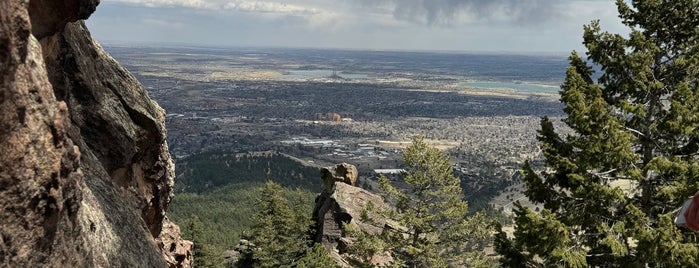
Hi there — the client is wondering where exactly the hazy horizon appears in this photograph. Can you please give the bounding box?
[98,40,577,57]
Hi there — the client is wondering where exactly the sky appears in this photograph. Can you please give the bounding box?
[86,0,630,53]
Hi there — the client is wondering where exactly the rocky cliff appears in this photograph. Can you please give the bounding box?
[313,163,395,267]
[0,0,191,266]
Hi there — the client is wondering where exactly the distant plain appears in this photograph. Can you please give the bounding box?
[107,45,570,217]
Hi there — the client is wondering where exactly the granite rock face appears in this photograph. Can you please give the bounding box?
[0,0,190,267]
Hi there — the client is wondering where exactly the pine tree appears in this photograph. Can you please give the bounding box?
[373,136,494,267]
[245,181,312,267]
[295,244,340,268]
[343,220,390,267]
[189,216,224,268]
[496,0,699,266]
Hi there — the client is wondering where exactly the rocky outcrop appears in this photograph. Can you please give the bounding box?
[0,2,84,265]
[0,0,190,267]
[43,20,175,239]
[320,162,358,192]
[312,163,395,267]
[156,219,194,267]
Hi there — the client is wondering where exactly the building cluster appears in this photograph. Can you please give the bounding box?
[314,112,342,122]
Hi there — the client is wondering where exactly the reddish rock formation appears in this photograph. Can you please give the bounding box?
[0,2,84,265]
[0,0,191,266]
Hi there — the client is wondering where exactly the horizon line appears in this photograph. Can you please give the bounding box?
[96,40,575,57]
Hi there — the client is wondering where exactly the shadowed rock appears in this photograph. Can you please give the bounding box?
[0,0,190,266]
[313,163,396,267]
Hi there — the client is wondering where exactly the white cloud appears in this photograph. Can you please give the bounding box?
[222,1,320,15]
[108,0,215,9]
[102,0,621,28]
[105,0,324,15]
[91,0,628,52]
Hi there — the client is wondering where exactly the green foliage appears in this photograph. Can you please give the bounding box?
[295,244,340,268]
[343,223,389,267]
[242,181,313,267]
[168,151,319,266]
[173,182,261,248]
[189,216,225,268]
[456,170,514,225]
[497,1,699,266]
[169,181,315,266]
[350,136,495,267]
[176,151,320,193]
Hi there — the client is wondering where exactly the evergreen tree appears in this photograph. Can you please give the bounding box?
[245,181,312,267]
[343,219,390,268]
[496,0,699,266]
[189,216,224,268]
[369,136,494,267]
[295,244,340,268]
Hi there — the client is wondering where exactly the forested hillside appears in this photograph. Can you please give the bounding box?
[168,152,321,265]
[169,181,315,250]
[175,151,321,193]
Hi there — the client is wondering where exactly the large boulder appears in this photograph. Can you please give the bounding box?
[320,162,358,192]
[0,0,190,266]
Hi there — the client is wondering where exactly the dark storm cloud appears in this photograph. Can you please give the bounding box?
[353,0,564,25]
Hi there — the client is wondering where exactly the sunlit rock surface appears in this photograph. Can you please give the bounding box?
[0,0,190,266]
[313,163,397,267]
